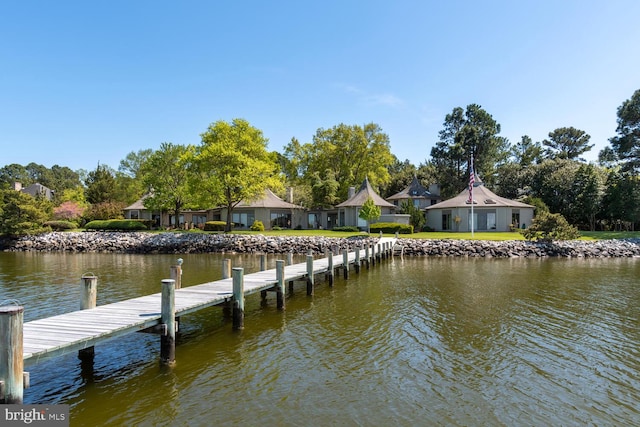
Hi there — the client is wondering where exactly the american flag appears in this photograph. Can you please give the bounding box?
[468,159,474,203]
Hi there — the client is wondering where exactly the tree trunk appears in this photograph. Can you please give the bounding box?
[225,203,233,232]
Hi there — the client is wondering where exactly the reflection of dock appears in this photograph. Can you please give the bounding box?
[0,237,397,403]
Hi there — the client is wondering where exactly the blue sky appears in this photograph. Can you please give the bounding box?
[2,1,639,172]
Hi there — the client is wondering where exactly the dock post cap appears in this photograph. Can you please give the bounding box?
[0,305,24,314]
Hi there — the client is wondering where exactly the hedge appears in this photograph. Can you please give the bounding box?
[332,226,360,232]
[203,221,227,231]
[369,222,413,234]
[85,219,149,231]
[44,220,77,231]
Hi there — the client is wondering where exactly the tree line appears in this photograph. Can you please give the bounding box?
[1,89,639,235]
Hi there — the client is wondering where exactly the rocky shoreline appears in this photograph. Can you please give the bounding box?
[2,232,640,258]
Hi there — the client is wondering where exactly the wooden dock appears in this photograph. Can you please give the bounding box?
[0,237,397,403]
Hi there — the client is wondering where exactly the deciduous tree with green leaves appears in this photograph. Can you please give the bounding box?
[193,118,282,232]
[359,197,381,234]
[140,142,195,228]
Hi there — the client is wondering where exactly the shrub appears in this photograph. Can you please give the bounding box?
[44,220,77,231]
[520,211,580,242]
[370,222,413,234]
[332,226,360,232]
[83,201,125,222]
[272,225,282,231]
[203,221,227,231]
[250,220,265,231]
[53,201,85,222]
[85,220,149,231]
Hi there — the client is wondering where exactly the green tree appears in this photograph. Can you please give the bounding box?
[85,164,117,204]
[116,148,154,204]
[571,163,604,230]
[141,143,195,228]
[542,127,594,161]
[529,158,580,219]
[0,164,30,189]
[284,123,394,205]
[379,157,417,198]
[511,135,543,166]
[194,118,282,232]
[610,89,640,173]
[310,169,340,208]
[399,200,425,232]
[0,189,50,236]
[430,104,509,197]
[520,211,580,242]
[359,197,381,234]
[600,170,640,230]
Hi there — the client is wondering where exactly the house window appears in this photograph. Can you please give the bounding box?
[469,209,497,231]
[130,210,139,219]
[271,212,291,228]
[442,211,451,230]
[512,210,520,229]
[413,199,420,208]
[192,215,207,225]
[232,211,255,228]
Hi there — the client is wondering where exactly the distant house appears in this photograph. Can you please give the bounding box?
[386,176,441,209]
[335,177,398,229]
[123,194,207,229]
[13,182,55,201]
[425,180,534,232]
[212,188,306,230]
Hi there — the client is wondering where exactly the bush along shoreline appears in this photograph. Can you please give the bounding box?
[2,232,640,258]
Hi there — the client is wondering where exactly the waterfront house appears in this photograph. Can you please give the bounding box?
[386,176,442,209]
[425,180,534,232]
[13,182,55,201]
[335,177,398,229]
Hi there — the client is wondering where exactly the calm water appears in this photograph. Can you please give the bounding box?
[0,252,639,426]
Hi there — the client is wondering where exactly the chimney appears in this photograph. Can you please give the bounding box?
[287,187,294,203]
[348,186,356,199]
[12,182,22,191]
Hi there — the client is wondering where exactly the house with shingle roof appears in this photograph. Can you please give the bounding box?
[386,176,441,209]
[335,177,399,229]
[425,178,534,232]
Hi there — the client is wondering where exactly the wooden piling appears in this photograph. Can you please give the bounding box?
[286,252,293,266]
[276,260,285,310]
[342,249,349,279]
[0,305,24,404]
[232,268,245,330]
[260,254,266,271]
[365,243,370,269]
[355,247,361,273]
[160,279,176,366]
[306,254,314,296]
[222,259,231,279]
[327,252,334,286]
[79,274,97,362]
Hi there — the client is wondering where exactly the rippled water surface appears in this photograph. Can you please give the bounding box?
[1,252,639,426]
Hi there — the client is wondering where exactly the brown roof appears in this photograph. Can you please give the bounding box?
[123,195,148,210]
[425,184,534,210]
[386,176,433,201]
[336,177,395,208]
[236,189,304,209]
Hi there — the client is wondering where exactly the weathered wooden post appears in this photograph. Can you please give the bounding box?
[0,305,24,404]
[371,243,376,266]
[260,254,266,271]
[79,274,97,363]
[170,259,183,289]
[276,260,285,310]
[160,279,176,366]
[327,252,334,287]
[306,254,314,296]
[365,243,370,269]
[232,268,244,330]
[354,247,361,274]
[222,259,232,279]
[342,249,349,279]
[286,252,293,266]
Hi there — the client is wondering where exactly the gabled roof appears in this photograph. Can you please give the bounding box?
[124,194,149,210]
[236,189,304,209]
[386,176,432,201]
[336,177,395,208]
[425,184,534,210]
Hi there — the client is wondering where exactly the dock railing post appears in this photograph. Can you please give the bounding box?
[287,252,293,266]
[0,305,24,404]
[171,259,183,331]
[276,260,285,310]
[160,279,176,366]
[232,268,245,330]
[306,254,314,296]
[365,243,370,269]
[355,247,361,274]
[260,254,266,271]
[342,249,349,279]
[327,252,334,287]
[79,274,97,363]
[222,259,231,279]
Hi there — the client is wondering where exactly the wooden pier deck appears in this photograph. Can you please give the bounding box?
[20,238,398,368]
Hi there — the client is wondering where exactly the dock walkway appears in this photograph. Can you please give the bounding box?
[21,237,397,367]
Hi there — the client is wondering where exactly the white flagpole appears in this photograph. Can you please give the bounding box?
[470,157,474,238]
